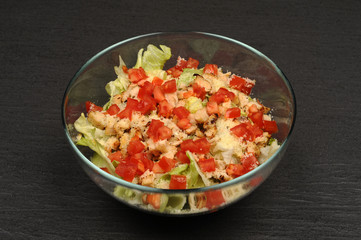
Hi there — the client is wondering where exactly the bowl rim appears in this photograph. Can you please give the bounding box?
[62,31,297,194]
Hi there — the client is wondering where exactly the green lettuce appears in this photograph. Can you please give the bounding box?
[74,113,115,172]
[186,151,211,187]
[185,96,204,113]
[133,44,171,72]
[177,68,203,88]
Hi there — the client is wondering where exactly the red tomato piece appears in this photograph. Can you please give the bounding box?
[137,98,156,115]
[263,120,278,134]
[152,77,164,86]
[115,157,137,182]
[128,67,148,83]
[186,57,199,69]
[173,106,190,119]
[226,164,246,177]
[106,104,120,115]
[183,90,194,99]
[146,194,161,209]
[192,83,206,100]
[241,153,260,173]
[158,157,177,172]
[169,175,187,189]
[230,121,263,141]
[127,139,145,155]
[248,104,259,113]
[176,151,190,164]
[203,64,218,75]
[152,162,165,173]
[198,158,216,172]
[225,108,241,118]
[147,119,164,142]
[176,56,188,69]
[206,101,219,115]
[177,118,192,130]
[117,98,139,120]
[205,190,225,209]
[209,88,235,104]
[229,75,254,95]
[167,67,183,78]
[157,126,172,140]
[153,85,165,103]
[180,139,198,153]
[137,81,154,100]
[162,79,177,93]
[108,151,123,162]
[85,101,103,112]
[122,66,128,74]
[194,138,211,154]
[248,111,264,129]
[158,100,173,118]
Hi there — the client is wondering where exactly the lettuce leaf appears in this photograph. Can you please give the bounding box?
[185,97,203,114]
[74,113,115,172]
[133,44,171,72]
[177,68,203,88]
[186,151,211,187]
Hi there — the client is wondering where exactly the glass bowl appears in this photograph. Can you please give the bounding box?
[62,32,296,216]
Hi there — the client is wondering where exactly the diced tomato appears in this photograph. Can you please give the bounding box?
[127,139,145,155]
[106,104,120,115]
[198,158,216,172]
[158,100,173,118]
[162,79,177,93]
[128,67,148,83]
[209,88,235,104]
[229,75,254,95]
[226,164,246,177]
[248,111,264,129]
[157,126,172,140]
[152,77,164,86]
[137,97,156,115]
[85,101,103,112]
[117,98,139,120]
[108,151,123,162]
[141,155,154,171]
[153,85,165,102]
[115,157,137,182]
[194,138,211,154]
[100,167,110,174]
[169,175,187,189]
[203,64,218,75]
[135,159,145,175]
[152,162,165,173]
[147,119,164,142]
[263,120,278,134]
[176,151,190,164]
[225,108,241,118]
[205,190,225,209]
[167,66,183,78]
[137,81,154,100]
[180,138,210,154]
[186,57,199,69]
[176,56,188,69]
[230,121,262,141]
[158,157,177,172]
[183,90,194,98]
[192,83,206,100]
[122,66,128,74]
[206,101,219,115]
[241,153,260,173]
[177,118,192,130]
[248,104,259,113]
[146,193,161,209]
[173,106,190,119]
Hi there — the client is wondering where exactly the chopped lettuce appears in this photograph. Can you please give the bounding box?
[159,164,189,181]
[74,113,115,172]
[166,195,187,211]
[186,151,211,187]
[177,68,203,88]
[133,44,171,72]
[185,97,203,114]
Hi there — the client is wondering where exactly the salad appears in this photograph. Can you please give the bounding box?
[74,44,280,191]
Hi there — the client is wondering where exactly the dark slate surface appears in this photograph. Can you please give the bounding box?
[1,0,360,239]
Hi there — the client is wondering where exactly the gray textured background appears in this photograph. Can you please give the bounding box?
[1,0,361,239]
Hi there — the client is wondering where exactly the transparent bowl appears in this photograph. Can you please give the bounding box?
[62,32,296,216]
